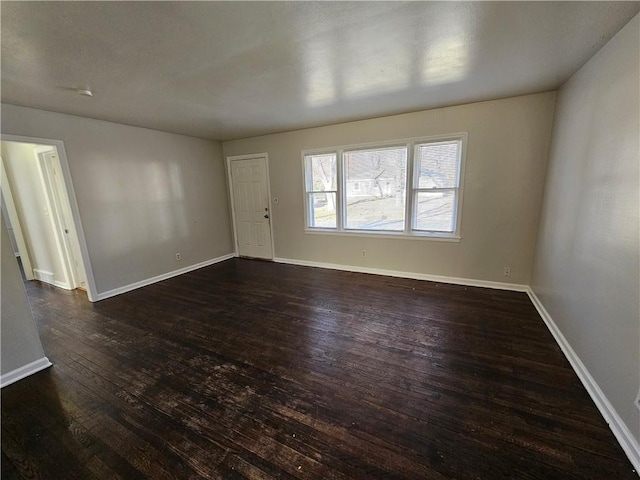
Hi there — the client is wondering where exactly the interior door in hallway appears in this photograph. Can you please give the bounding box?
[229,155,273,259]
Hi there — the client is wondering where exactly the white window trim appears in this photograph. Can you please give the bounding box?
[302,132,468,240]
[302,150,339,230]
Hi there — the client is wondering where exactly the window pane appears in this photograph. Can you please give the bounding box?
[344,147,407,231]
[416,142,459,188]
[308,192,337,228]
[414,191,455,232]
[306,154,337,191]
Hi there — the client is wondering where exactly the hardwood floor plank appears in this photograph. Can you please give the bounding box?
[2,258,636,479]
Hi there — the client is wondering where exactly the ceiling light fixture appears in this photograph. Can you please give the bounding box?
[75,88,93,97]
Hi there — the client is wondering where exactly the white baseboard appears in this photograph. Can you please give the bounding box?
[54,280,73,290]
[93,253,235,301]
[31,269,74,290]
[527,288,640,474]
[33,270,72,290]
[273,257,527,292]
[33,268,55,284]
[1,357,52,388]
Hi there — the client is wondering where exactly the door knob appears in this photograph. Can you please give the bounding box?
[264,214,269,219]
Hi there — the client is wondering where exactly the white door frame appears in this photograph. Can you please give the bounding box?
[0,156,35,280]
[1,134,98,302]
[226,153,275,260]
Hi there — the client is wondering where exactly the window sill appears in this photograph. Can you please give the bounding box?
[304,229,462,242]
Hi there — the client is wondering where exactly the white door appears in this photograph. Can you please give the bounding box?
[37,149,85,288]
[229,156,273,259]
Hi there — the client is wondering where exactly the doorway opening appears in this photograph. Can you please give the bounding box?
[1,136,95,300]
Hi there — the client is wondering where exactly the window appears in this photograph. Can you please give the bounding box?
[344,147,407,231]
[413,141,460,233]
[303,134,466,239]
[304,153,337,228]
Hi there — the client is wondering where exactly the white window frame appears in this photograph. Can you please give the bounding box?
[302,133,467,241]
[303,151,339,229]
[342,143,408,233]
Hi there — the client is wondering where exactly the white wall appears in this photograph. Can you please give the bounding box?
[2,142,67,286]
[531,14,639,445]
[1,105,235,296]
[223,92,556,285]
[1,213,47,376]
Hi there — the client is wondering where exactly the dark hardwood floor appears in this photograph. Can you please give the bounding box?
[2,258,636,479]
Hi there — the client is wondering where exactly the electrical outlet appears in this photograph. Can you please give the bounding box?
[176,252,182,261]
[361,250,367,257]
[503,266,511,277]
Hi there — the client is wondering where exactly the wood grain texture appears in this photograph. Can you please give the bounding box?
[2,258,636,479]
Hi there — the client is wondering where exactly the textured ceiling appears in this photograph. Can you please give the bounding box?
[2,2,638,141]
